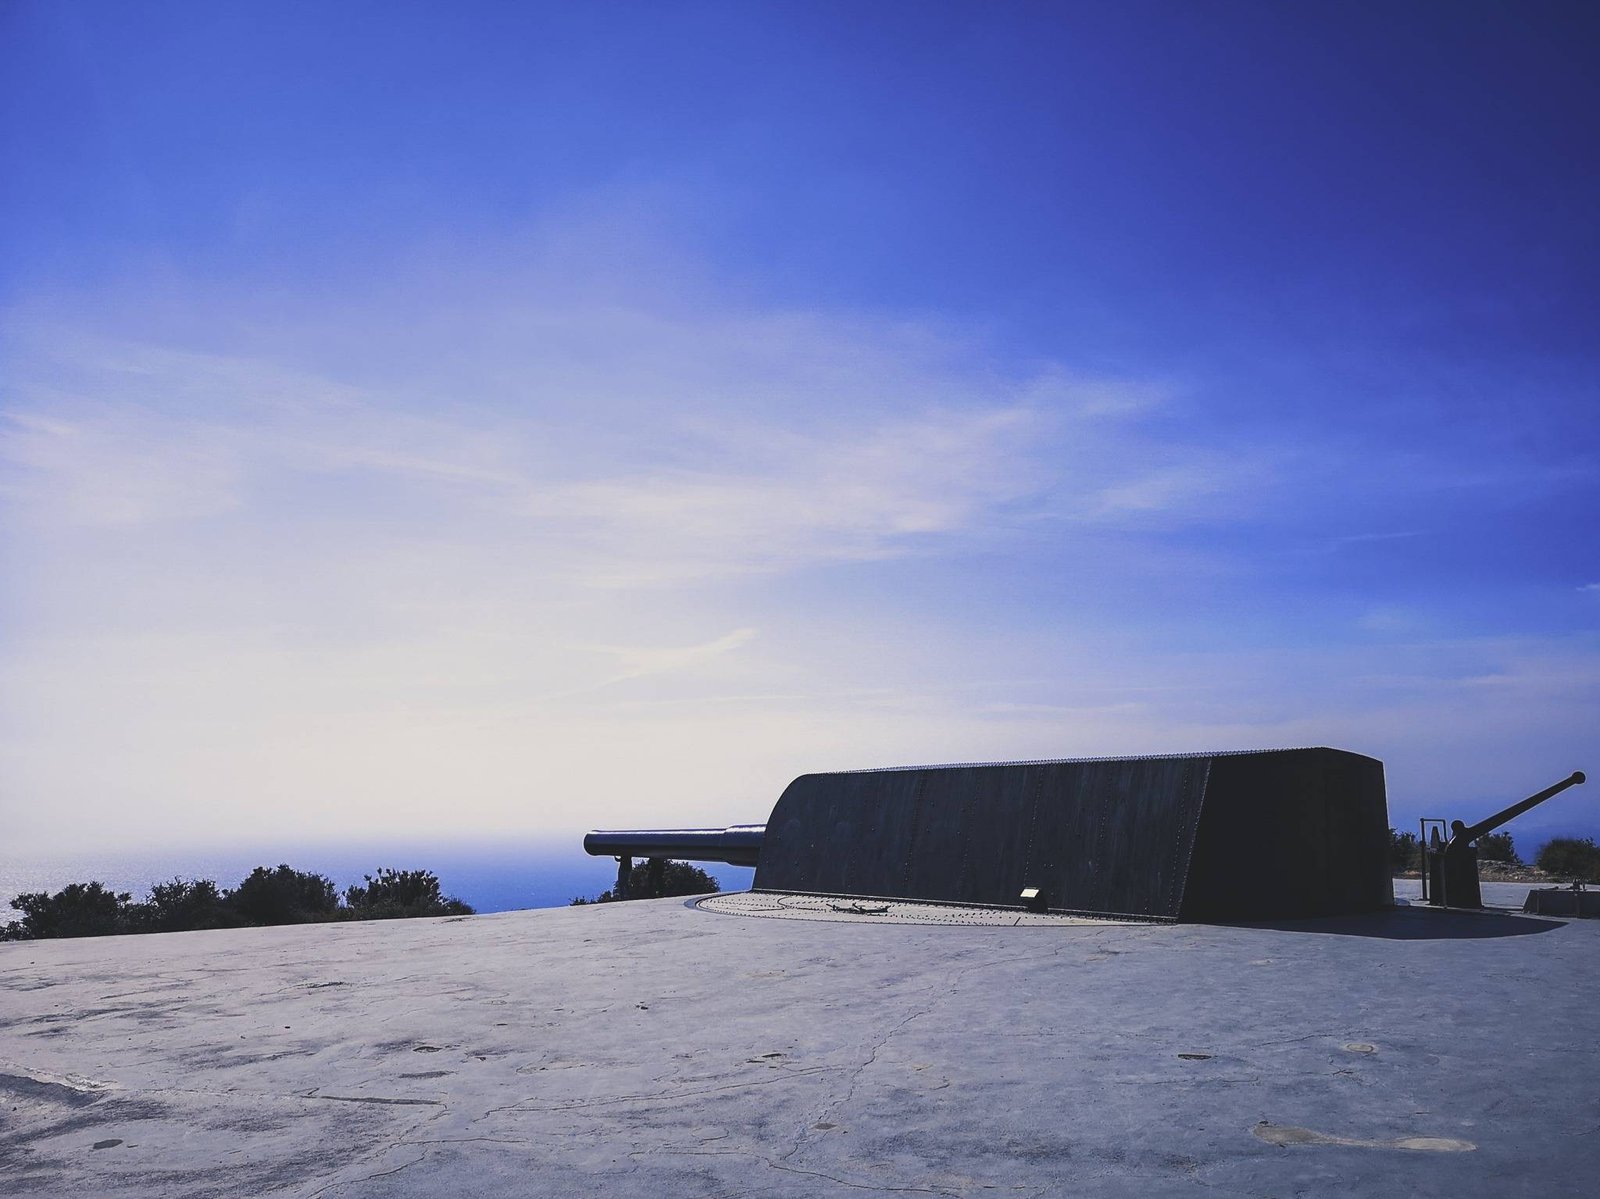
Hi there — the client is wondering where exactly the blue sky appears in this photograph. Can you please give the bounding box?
[2,1,1596,855]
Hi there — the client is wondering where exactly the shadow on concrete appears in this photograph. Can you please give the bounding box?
[1228,906,1564,940]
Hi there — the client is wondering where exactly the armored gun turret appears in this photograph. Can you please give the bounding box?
[584,747,1400,920]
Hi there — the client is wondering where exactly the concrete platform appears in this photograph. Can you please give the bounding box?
[3,894,1597,1197]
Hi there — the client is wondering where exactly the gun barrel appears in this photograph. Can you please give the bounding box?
[1453,771,1586,846]
[583,825,766,868]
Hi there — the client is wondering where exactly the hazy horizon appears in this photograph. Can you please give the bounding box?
[4,2,1596,858]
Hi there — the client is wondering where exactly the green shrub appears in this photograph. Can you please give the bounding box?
[572,858,721,904]
[648,859,719,898]
[225,865,340,926]
[133,877,233,933]
[344,868,473,919]
[1536,837,1600,881]
[1477,832,1517,863]
[5,882,133,940]
[5,860,480,939]
[1389,829,1419,873]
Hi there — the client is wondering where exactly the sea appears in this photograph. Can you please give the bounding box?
[0,839,756,916]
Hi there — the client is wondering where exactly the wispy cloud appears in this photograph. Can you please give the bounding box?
[2,314,1241,588]
[0,406,244,526]
[1331,530,1427,546]
[588,627,757,685]
[532,405,1053,585]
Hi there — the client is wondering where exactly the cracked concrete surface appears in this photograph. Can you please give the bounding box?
[2,894,1597,1197]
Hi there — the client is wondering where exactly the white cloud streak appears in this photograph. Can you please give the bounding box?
[588,627,757,685]
[1,317,1232,585]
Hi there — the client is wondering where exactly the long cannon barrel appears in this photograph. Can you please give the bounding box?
[1451,771,1586,846]
[583,825,766,868]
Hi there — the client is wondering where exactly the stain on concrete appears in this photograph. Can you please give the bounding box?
[1254,1121,1474,1151]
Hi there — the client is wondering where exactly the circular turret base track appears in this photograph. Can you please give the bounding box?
[695,890,1148,926]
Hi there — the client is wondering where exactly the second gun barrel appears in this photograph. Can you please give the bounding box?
[1453,771,1586,846]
